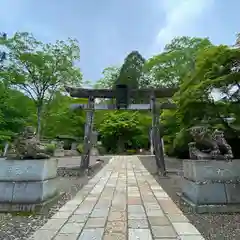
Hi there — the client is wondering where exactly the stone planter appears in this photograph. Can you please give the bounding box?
[0,158,59,212]
[181,159,240,213]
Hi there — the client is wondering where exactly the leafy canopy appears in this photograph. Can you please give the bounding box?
[0,32,83,137]
[98,111,151,152]
[144,36,212,87]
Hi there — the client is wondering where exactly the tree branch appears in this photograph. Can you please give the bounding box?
[18,84,36,103]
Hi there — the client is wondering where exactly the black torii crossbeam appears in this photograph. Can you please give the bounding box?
[65,86,177,99]
[65,85,177,176]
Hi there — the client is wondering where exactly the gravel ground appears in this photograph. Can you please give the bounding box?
[0,156,111,240]
[139,156,240,240]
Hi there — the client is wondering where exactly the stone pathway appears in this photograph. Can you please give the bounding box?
[29,156,205,240]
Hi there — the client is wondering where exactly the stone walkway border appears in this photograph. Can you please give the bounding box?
[29,156,205,240]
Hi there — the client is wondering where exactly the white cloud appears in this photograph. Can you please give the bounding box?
[155,0,215,49]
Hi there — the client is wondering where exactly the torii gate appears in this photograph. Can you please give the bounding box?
[65,85,177,176]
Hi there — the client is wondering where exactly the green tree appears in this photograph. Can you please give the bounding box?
[0,82,35,144]
[0,32,83,139]
[95,66,120,89]
[144,36,212,87]
[98,111,150,153]
[137,37,213,157]
[41,92,85,139]
[117,51,145,89]
[162,43,240,158]
[178,44,240,130]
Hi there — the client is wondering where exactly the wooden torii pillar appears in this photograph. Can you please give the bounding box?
[65,86,177,174]
[150,97,175,176]
[81,96,95,170]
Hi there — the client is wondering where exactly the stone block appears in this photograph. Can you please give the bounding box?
[128,229,152,240]
[0,158,58,181]
[54,149,65,157]
[181,178,227,204]
[225,183,240,203]
[128,219,148,228]
[0,182,14,202]
[78,228,104,240]
[172,222,201,236]
[0,178,58,203]
[151,225,177,238]
[180,193,240,213]
[183,159,240,182]
[0,192,60,212]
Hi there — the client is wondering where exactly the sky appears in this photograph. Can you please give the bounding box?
[1,0,240,83]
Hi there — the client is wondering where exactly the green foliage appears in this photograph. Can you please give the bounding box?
[45,143,56,156]
[95,66,120,89]
[144,36,213,87]
[0,82,35,143]
[126,149,137,155]
[77,143,83,153]
[41,92,85,139]
[97,111,150,153]
[0,31,86,147]
[172,128,192,158]
[0,32,83,138]
[155,37,240,158]
[164,43,240,157]
[177,45,240,130]
[117,51,145,89]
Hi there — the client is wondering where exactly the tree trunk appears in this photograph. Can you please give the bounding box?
[36,105,42,140]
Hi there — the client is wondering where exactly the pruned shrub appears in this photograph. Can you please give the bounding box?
[45,143,56,156]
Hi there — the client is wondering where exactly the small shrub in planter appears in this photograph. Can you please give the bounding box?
[126,149,137,155]
[45,144,56,156]
[77,143,83,153]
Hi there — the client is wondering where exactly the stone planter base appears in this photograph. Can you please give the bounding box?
[0,158,59,212]
[179,192,240,214]
[0,192,61,213]
[181,159,240,213]
[0,178,58,203]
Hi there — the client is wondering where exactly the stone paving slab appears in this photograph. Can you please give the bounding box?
[28,156,205,240]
